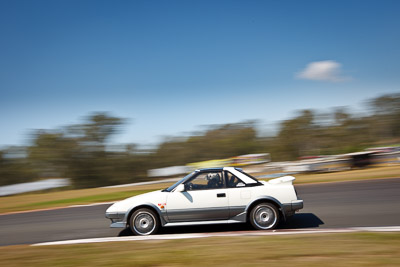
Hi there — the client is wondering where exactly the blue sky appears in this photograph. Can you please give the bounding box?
[1,0,399,148]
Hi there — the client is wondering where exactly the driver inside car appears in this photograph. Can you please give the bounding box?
[206,173,222,188]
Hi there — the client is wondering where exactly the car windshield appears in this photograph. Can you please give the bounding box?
[162,171,196,192]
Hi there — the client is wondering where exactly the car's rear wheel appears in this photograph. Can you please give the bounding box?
[130,208,159,235]
[249,203,279,230]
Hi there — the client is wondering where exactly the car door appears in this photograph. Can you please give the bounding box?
[166,171,229,222]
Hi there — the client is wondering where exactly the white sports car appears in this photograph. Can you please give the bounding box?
[105,167,303,235]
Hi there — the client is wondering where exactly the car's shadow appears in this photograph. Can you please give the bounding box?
[278,213,324,229]
[118,213,324,236]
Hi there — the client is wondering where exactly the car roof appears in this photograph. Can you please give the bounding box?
[196,167,242,172]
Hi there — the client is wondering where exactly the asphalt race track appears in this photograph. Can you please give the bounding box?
[1,178,399,246]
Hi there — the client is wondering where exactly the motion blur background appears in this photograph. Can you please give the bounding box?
[1,0,399,191]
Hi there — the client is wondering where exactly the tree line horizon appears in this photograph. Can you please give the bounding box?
[1,93,399,188]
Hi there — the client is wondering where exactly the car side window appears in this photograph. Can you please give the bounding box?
[184,171,225,190]
[225,171,245,188]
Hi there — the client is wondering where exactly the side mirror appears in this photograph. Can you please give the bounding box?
[176,184,185,192]
[236,182,245,187]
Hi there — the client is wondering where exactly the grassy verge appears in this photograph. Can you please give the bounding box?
[0,183,170,214]
[18,190,152,210]
[1,165,399,214]
[293,165,400,184]
[1,232,399,266]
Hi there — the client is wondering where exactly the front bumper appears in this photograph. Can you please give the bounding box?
[282,199,304,217]
[105,212,126,228]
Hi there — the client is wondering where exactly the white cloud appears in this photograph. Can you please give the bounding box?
[296,60,350,82]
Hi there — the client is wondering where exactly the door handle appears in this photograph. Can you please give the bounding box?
[217,193,226,198]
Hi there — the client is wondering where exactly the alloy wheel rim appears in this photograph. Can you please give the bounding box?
[133,212,156,235]
[253,206,276,229]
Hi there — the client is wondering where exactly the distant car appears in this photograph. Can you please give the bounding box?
[105,167,303,235]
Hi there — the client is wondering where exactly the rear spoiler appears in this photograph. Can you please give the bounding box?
[268,176,295,185]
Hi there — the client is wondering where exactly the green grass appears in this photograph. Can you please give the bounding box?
[293,165,400,184]
[19,190,153,210]
[1,232,399,266]
[0,182,170,214]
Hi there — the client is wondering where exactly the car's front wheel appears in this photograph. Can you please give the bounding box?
[130,208,160,235]
[249,203,279,230]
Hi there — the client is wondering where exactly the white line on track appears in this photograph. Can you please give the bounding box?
[32,226,400,246]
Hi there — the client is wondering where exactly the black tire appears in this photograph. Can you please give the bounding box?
[249,203,279,230]
[129,208,160,235]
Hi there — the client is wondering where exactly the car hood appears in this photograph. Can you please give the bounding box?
[106,190,166,213]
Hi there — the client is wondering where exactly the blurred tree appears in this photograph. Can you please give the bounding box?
[1,94,399,189]
[150,122,261,167]
[66,113,125,188]
[26,113,128,188]
[0,148,37,186]
[274,110,316,160]
[368,94,400,141]
[28,131,77,178]
[81,113,123,145]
